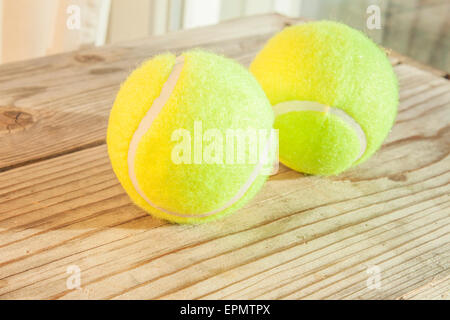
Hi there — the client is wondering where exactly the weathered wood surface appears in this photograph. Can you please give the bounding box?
[0,14,448,300]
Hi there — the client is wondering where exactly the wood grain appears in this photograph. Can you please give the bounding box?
[0,30,448,300]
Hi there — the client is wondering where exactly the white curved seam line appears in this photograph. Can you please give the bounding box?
[128,55,185,217]
[128,55,270,219]
[273,101,367,161]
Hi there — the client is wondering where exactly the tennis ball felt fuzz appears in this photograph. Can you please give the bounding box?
[250,21,399,175]
[107,50,274,224]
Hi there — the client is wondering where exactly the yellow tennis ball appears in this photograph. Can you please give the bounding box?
[107,50,274,224]
[250,21,399,175]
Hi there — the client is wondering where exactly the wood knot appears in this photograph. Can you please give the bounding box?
[0,107,35,135]
[74,54,104,63]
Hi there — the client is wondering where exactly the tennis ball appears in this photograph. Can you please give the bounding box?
[107,50,274,224]
[250,21,399,175]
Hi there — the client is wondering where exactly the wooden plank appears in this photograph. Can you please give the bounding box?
[0,60,448,299]
[389,50,449,78]
[397,275,450,300]
[0,14,291,172]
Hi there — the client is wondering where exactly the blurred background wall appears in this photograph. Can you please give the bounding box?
[0,0,448,72]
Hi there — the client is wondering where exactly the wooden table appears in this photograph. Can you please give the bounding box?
[0,14,449,300]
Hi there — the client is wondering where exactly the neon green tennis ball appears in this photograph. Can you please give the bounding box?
[107,50,274,224]
[250,21,399,175]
